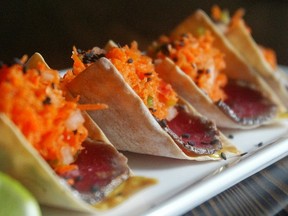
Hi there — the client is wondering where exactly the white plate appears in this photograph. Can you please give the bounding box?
[42,68,288,216]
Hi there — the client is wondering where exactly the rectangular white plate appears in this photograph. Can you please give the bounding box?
[42,68,288,216]
[42,122,288,216]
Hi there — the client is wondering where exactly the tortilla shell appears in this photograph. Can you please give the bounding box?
[170,10,285,114]
[224,20,288,108]
[155,58,243,128]
[157,10,285,128]
[67,57,237,160]
[0,114,99,213]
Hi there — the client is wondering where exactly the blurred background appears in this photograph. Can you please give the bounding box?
[1,0,288,69]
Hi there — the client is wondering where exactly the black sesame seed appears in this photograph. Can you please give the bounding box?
[82,52,105,64]
[177,104,186,110]
[159,44,170,56]
[42,96,51,105]
[75,175,83,182]
[198,69,205,74]
[211,139,220,145]
[220,152,227,160]
[187,141,195,146]
[23,66,27,74]
[127,58,133,63]
[228,134,234,139]
[73,130,78,135]
[149,108,156,112]
[147,77,152,82]
[91,185,99,193]
[158,119,167,128]
[240,152,247,157]
[144,72,153,76]
[257,142,263,147]
[181,133,191,139]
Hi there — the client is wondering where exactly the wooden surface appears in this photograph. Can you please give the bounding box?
[183,156,288,216]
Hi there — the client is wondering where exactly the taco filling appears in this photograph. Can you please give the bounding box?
[64,42,224,156]
[152,32,276,125]
[211,5,277,70]
[0,58,130,205]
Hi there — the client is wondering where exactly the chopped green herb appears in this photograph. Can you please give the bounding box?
[221,10,230,24]
[147,95,154,108]
[197,27,206,36]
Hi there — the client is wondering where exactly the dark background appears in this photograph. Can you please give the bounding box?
[1,0,288,69]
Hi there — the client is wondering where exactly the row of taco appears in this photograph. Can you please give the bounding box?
[0,7,287,214]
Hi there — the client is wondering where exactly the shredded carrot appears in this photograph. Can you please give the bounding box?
[211,5,230,25]
[0,61,88,173]
[66,42,178,120]
[211,6,278,70]
[229,8,248,31]
[156,32,227,102]
[211,5,250,33]
[211,5,222,22]
[61,47,109,112]
[106,41,178,120]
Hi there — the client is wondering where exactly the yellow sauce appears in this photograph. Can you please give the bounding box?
[94,176,157,210]
[209,145,240,159]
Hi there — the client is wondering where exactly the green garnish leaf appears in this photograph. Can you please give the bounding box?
[221,9,230,24]
[147,95,154,108]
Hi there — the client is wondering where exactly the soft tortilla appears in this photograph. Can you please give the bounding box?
[156,10,285,128]
[67,57,238,160]
[223,19,288,108]
[0,54,131,213]
[0,114,99,213]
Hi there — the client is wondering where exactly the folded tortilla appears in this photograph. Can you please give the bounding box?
[213,9,288,109]
[0,56,137,213]
[66,54,238,161]
[153,10,285,129]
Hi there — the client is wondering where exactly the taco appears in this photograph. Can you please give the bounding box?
[64,41,238,161]
[210,5,288,108]
[0,55,154,213]
[149,9,285,129]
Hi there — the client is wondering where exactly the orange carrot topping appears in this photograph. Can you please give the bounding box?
[61,47,108,112]
[106,41,178,120]
[0,60,88,173]
[66,42,178,120]
[259,46,277,70]
[211,5,250,33]
[155,32,227,102]
[229,8,247,31]
[211,5,230,25]
[211,6,278,70]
